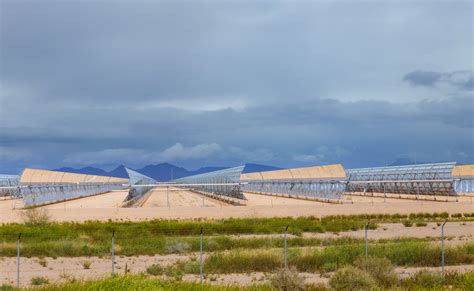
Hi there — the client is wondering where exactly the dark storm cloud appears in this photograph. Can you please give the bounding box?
[403,70,442,87]
[1,0,473,173]
[403,70,474,91]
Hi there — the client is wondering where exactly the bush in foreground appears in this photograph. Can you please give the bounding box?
[354,256,398,288]
[21,208,51,226]
[329,266,375,290]
[270,267,304,291]
[31,276,49,286]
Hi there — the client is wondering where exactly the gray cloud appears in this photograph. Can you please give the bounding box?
[403,70,473,91]
[1,0,473,173]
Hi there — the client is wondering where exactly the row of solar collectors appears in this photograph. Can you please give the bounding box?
[8,169,128,205]
[22,183,124,205]
[176,163,473,202]
[174,166,246,199]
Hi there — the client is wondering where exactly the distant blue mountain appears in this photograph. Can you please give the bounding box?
[107,165,129,178]
[54,162,282,181]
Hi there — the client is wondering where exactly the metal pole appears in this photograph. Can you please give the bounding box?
[200,227,203,283]
[441,220,447,277]
[365,222,369,257]
[284,225,289,272]
[17,233,21,288]
[167,186,170,209]
[111,230,115,275]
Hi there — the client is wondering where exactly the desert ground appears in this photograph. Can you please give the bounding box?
[0,189,473,223]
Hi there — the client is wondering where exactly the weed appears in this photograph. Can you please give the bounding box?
[81,260,92,270]
[20,208,50,226]
[415,221,427,227]
[329,266,375,290]
[401,269,443,288]
[165,240,190,254]
[270,267,304,291]
[402,220,413,227]
[354,256,398,287]
[31,276,49,286]
[146,264,164,276]
[38,257,47,267]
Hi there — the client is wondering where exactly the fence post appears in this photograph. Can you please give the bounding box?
[284,225,289,272]
[441,220,447,277]
[364,222,369,257]
[167,186,170,209]
[17,233,21,288]
[200,227,203,283]
[111,230,115,276]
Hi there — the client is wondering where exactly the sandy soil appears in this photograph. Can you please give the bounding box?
[1,253,472,287]
[0,192,473,223]
[42,191,129,210]
[142,189,222,208]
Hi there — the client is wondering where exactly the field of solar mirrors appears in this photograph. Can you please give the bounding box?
[1,163,473,289]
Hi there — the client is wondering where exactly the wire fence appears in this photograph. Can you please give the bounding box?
[3,220,453,288]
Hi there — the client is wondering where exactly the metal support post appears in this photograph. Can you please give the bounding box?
[284,225,289,271]
[17,233,21,288]
[111,230,115,275]
[167,186,170,209]
[200,227,204,283]
[365,222,369,257]
[441,220,447,277]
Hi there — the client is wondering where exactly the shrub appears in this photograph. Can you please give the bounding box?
[164,240,190,254]
[21,208,50,225]
[415,221,427,227]
[31,276,49,286]
[402,270,443,288]
[38,258,47,267]
[354,257,398,288]
[329,266,375,290]
[402,220,413,227]
[270,267,304,291]
[81,260,92,269]
[146,264,164,276]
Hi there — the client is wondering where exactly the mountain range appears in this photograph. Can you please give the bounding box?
[55,163,281,181]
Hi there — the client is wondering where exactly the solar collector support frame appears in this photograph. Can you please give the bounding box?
[346,162,457,198]
[122,168,157,206]
[20,182,125,205]
[0,175,20,197]
[243,178,346,202]
[174,166,246,200]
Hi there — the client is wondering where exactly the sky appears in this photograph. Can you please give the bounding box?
[0,0,473,174]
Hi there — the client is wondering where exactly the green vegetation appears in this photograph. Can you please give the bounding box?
[353,257,398,287]
[29,275,272,291]
[1,213,471,257]
[401,270,474,290]
[30,276,49,286]
[20,208,51,226]
[402,220,413,227]
[329,266,375,290]
[81,260,91,270]
[188,242,473,274]
[1,270,471,290]
[269,267,304,291]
